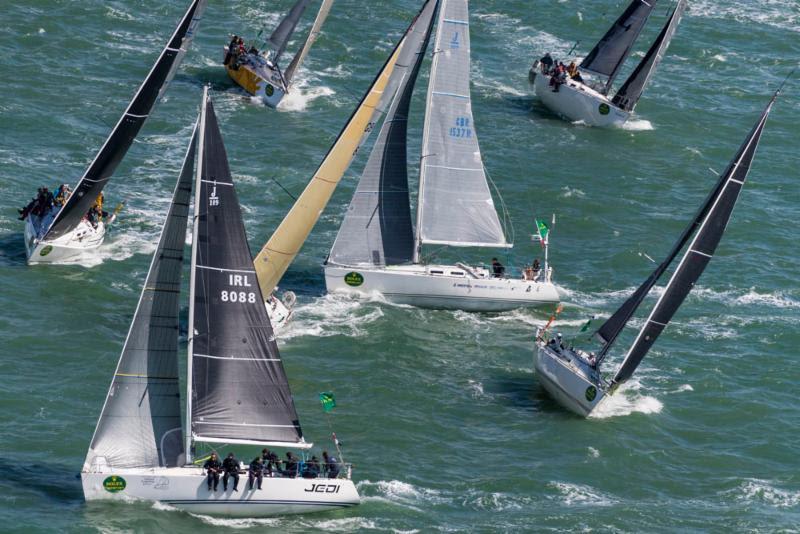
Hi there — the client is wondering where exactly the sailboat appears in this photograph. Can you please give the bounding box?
[534,91,779,417]
[23,0,207,265]
[529,0,687,127]
[324,0,559,312]
[81,88,359,516]
[252,1,437,327]
[225,0,333,108]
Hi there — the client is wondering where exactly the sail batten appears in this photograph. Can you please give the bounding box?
[328,0,438,268]
[284,0,334,85]
[610,96,776,384]
[612,0,687,111]
[416,0,508,254]
[188,93,303,446]
[84,123,198,472]
[44,0,207,242]
[269,0,311,64]
[579,0,658,93]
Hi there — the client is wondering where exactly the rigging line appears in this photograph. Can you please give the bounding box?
[483,165,514,246]
[268,175,298,201]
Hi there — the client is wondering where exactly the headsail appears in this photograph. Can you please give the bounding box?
[188,91,305,448]
[328,0,438,267]
[84,123,197,472]
[416,0,509,253]
[612,0,687,112]
[611,94,776,385]
[269,0,311,65]
[284,0,335,86]
[253,3,428,299]
[44,0,207,242]
[579,0,658,93]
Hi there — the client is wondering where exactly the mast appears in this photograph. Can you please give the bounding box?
[184,86,208,464]
[43,0,207,242]
[269,0,311,65]
[284,0,335,87]
[612,0,687,112]
[253,4,430,300]
[579,0,658,95]
[414,0,509,263]
[610,93,777,386]
[328,0,438,268]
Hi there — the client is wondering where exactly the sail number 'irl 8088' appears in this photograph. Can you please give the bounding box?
[221,274,258,303]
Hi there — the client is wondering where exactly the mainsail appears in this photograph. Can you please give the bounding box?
[253,3,428,298]
[416,0,509,252]
[188,91,305,448]
[84,124,197,471]
[612,0,687,111]
[579,0,658,93]
[44,0,207,242]
[610,95,776,385]
[328,0,438,267]
[269,0,311,64]
[284,0,335,86]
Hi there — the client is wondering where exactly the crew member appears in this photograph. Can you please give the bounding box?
[322,450,340,479]
[302,456,320,479]
[491,258,505,278]
[282,452,299,478]
[248,456,264,490]
[203,452,222,491]
[539,52,554,73]
[222,452,240,492]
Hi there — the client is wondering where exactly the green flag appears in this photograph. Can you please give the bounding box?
[535,219,549,246]
[579,318,593,333]
[319,392,336,412]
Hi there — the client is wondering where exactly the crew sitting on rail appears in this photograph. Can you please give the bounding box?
[491,258,505,278]
[322,450,340,479]
[19,186,55,221]
[54,184,71,207]
[86,193,109,228]
[539,52,554,74]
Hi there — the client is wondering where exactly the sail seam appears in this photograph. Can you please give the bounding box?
[195,265,256,274]
[432,91,469,99]
[194,353,280,361]
[443,18,468,25]
[689,249,713,258]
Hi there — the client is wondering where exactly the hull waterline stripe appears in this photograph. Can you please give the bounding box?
[166,499,356,507]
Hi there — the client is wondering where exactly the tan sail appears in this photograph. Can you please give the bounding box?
[254,36,407,299]
[284,0,335,85]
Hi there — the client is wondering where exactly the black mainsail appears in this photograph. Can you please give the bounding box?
[188,91,305,448]
[84,124,197,471]
[612,0,687,111]
[605,94,777,385]
[269,0,311,65]
[580,0,658,94]
[44,0,207,242]
[327,0,438,267]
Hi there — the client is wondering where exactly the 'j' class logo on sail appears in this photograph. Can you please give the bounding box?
[209,185,220,207]
[103,475,126,493]
[344,272,364,287]
[450,31,460,49]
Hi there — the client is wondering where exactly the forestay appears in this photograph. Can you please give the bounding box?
[613,0,687,111]
[328,0,438,267]
[253,6,424,298]
[416,0,508,250]
[579,0,657,92]
[188,93,305,447]
[84,124,197,471]
[611,95,776,385]
[284,0,334,86]
[44,0,207,241]
[269,0,311,64]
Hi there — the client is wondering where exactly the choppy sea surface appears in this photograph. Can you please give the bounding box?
[1,0,798,532]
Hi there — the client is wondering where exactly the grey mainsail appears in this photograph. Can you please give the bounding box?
[611,95,776,385]
[416,0,509,252]
[283,0,334,86]
[269,0,311,65]
[612,0,687,112]
[44,0,207,241]
[188,92,304,447]
[579,0,658,94]
[84,124,197,471]
[328,0,438,267]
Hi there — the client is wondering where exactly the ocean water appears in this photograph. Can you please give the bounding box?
[0,0,798,532]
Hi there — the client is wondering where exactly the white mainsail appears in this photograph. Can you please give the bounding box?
[415,0,509,257]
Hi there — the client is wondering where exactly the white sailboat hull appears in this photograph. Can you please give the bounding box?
[530,69,630,128]
[534,341,607,417]
[325,264,560,311]
[82,467,359,517]
[24,216,105,265]
[266,290,296,331]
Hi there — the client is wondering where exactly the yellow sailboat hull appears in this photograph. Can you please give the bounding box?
[225,61,286,108]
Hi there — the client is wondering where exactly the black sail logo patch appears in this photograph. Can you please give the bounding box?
[103,475,126,493]
[344,272,364,287]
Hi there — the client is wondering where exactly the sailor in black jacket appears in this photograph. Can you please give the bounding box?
[203,453,222,491]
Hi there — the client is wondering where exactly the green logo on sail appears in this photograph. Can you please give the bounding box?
[265,83,275,97]
[39,245,53,257]
[585,386,597,402]
[598,103,610,115]
[344,272,364,287]
[103,475,126,493]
